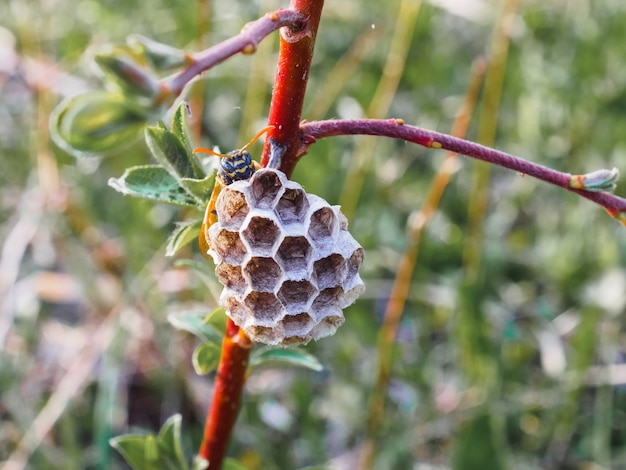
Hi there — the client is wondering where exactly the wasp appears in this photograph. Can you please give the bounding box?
[193,126,274,254]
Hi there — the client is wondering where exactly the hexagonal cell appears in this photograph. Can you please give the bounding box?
[276,236,312,278]
[281,312,314,336]
[243,257,282,292]
[310,310,344,340]
[311,286,343,317]
[249,169,284,209]
[241,215,281,256]
[308,206,337,241]
[277,280,317,313]
[339,281,365,308]
[243,291,284,325]
[215,263,246,295]
[211,228,247,265]
[276,187,309,225]
[281,335,311,346]
[346,247,364,279]
[313,254,347,290]
[246,325,282,345]
[224,296,252,326]
[216,187,249,231]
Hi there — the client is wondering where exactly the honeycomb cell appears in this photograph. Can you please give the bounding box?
[216,187,249,231]
[308,206,337,240]
[243,257,282,292]
[340,282,365,308]
[281,335,310,346]
[347,247,364,279]
[313,254,347,290]
[249,169,283,209]
[311,286,343,317]
[276,187,309,225]
[243,291,284,325]
[241,216,281,256]
[309,310,344,340]
[276,236,312,278]
[224,297,251,326]
[215,263,246,295]
[277,280,317,313]
[281,312,314,336]
[212,228,247,265]
[247,325,282,344]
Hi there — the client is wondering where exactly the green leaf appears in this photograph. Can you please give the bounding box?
[50,92,148,158]
[171,102,195,156]
[223,458,251,470]
[205,307,228,335]
[167,310,224,343]
[108,164,200,207]
[192,342,222,375]
[127,34,189,71]
[172,259,218,286]
[94,48,160,98]
[110,416,193,470]
[181,172,217,203]
[166,219,203,257]
[157,414,189,470]
[145,435,160,463]
[110,435,152,470]
[145,125,198,179]
[249,348,324,373]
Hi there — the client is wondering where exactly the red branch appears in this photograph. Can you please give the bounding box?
[195,3,324,468]
[300,118,626,221]
[163,9,307,97]
[198,319,252,468]
[261,0,325,178]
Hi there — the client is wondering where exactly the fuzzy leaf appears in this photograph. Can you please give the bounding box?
[173,259,218,284]
[108,164,199,207]
[249,348,323,373]
[181,172,217,203]
[193,342,222,375]
[157,415,189,470]
[94,49,160,98]
[127,34,190,71]
[205,307,228,335]
[110,435,152,470]
[166,219,203,256]
[167,310,224,343]
[50,92,147,158]
[171,102,195,155]
[145,125,197,179]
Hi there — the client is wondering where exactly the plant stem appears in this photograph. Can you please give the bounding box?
[300,119,626,222]
[261,0,325,178]
[196,3,323,467]
[198,320,252,468]
[163,9,307,97]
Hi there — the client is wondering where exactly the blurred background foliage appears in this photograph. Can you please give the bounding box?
[2,0,626,468]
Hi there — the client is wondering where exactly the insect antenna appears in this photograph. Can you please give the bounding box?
[192,125,275,158]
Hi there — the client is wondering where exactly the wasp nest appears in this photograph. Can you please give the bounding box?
[207,168,365,346]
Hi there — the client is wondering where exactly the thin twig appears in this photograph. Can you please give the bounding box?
[300,119,626,222]
[162,9,307,97]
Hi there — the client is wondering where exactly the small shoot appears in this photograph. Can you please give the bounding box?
[569,167,620,192]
